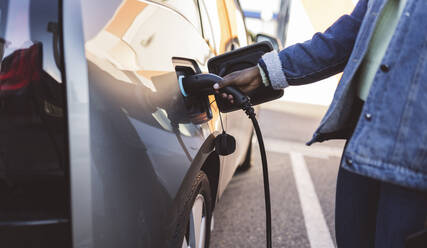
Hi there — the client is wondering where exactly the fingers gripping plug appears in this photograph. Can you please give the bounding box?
[180,73,250,113]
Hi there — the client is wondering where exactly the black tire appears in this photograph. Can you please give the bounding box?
[173,171,212,248]
[238,132,253,172]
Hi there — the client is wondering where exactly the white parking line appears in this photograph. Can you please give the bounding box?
[262,137,343,159]
[290,152,335,248]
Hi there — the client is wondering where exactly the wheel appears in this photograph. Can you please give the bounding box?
[238,132,253,171]
[175,171,212,248]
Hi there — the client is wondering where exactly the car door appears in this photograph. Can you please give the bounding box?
[78,0,221,247]
[199,0,253,197]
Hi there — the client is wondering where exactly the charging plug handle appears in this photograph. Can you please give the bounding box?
[181,73,221,96]
[181,73,250,106]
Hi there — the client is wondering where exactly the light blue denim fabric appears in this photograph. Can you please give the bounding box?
[259,0,427,190]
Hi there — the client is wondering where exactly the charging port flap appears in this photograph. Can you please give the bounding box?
[207,41,284,113]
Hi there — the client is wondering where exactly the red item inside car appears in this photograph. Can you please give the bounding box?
[0,43,42,95]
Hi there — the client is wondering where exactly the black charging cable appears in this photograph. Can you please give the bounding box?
[241,99,272,248]
[181,74,272,247]
[223,86,272,248]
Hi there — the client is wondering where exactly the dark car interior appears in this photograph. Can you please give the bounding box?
[0,0,71,247]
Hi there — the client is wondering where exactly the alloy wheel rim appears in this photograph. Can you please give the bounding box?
[182,194,206,248]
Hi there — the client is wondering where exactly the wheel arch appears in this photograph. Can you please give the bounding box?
[200,152,220,210]
[174,133,222,213]
[171,133,221,246]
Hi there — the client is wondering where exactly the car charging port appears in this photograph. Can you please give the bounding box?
[175,66,213,124]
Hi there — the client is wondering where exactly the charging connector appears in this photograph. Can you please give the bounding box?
[180,73,251,113]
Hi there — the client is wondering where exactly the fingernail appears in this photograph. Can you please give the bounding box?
[213,83,219,89]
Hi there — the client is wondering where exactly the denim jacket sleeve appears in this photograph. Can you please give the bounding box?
[259,0,368,89]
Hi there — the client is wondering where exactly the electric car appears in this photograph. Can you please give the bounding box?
[0,0,282,247]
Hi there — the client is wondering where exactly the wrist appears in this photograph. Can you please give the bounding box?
[257,64,270,87]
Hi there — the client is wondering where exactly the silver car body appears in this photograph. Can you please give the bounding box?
[65,0,253,247]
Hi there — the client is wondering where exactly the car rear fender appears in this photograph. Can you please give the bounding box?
[174,132,221,210]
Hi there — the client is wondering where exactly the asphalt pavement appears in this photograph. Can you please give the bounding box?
[210,101,346,248]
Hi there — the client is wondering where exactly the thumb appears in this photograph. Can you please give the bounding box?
[213,76,233,90]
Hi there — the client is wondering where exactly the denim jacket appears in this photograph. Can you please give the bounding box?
[259,0,427,190]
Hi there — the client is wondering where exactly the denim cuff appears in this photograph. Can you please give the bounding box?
[259,50,288,89]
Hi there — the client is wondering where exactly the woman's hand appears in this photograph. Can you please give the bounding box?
[213,65,263,104]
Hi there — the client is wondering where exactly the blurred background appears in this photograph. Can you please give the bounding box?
[241,0,357,106]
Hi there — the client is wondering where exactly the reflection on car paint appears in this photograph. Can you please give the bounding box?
[81,0,218,245]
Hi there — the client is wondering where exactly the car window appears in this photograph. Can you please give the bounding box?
[199,0,217,53]
[199,0,224,54]
[0,0,70,245]
[151,0,202,34]
[233,0,248,47]
[2,1,63,82]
